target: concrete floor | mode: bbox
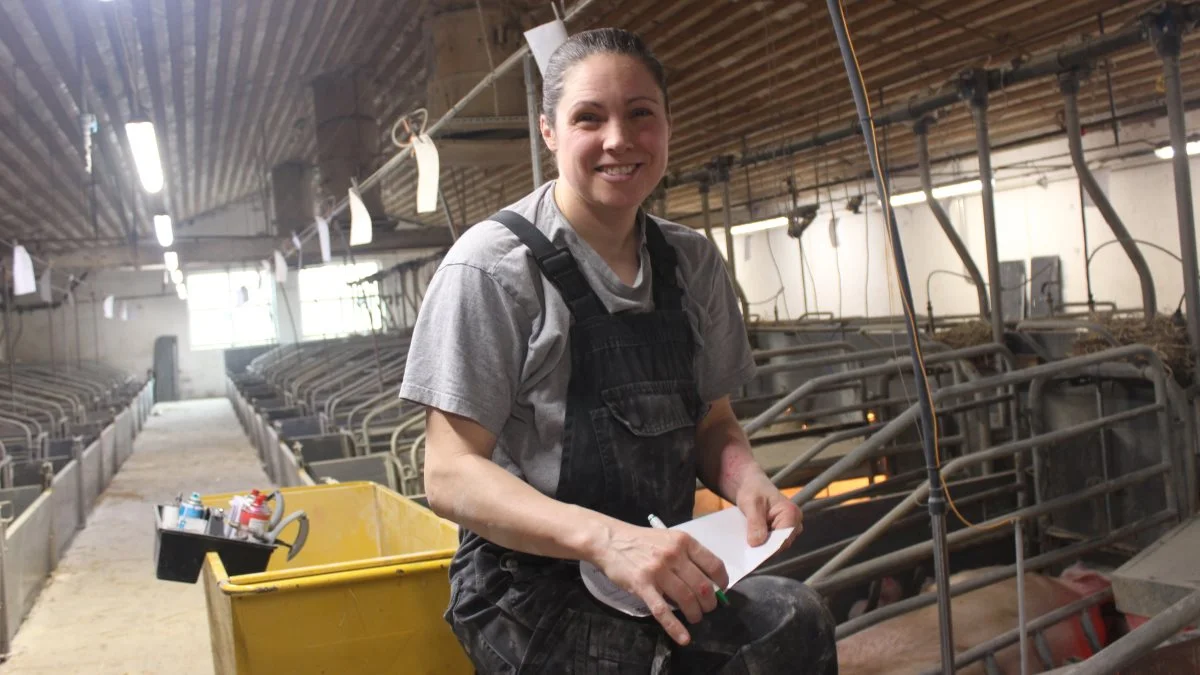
[1,399,273,674]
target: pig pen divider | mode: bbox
[746,346,1187,668]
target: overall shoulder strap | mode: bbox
[491,210,607,319]
[643,215,684,311]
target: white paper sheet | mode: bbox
[274,250,287,284]
[316,216,332,263]
[580,507,793,617]
[12,245,35,296]
[348,186,373,246]
[412,134,440,214]
[524,19,568,76]
[103,295,115,319]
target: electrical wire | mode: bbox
[827,0,993,536]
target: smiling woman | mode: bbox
[399,27,837,674]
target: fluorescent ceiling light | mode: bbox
[154,214,173,247]
[170,269,184,285]
[348,186,373,246]
[125,118,164,193]
[1154,141,1200,160]
[163,251,179,272]
[889,179,984,207]
[730,217,789,237]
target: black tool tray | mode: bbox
[153,504,275,583]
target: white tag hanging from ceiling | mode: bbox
[12,244,36,296]
[316,216,332,263]
[38,267,52,304]
[119,301,128,321]
[348,186,373,246]
[412,134,441,214]
[524,17,568,76]
[103,295,114,319]
[274,250,287,284]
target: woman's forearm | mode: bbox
[695,397,772,501]
[427,452,623,561]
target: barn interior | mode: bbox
[0,0,1199,672]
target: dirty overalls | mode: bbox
[446,210,838,675]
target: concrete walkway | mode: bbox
[1,399,273,674]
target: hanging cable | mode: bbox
[824,3,956,672]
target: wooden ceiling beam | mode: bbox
[165,0,191,221]
[189,0,211,224]
[208,0,263,215]
[215,0,305,227]
[202,0,238,212]
[2,1,126,239]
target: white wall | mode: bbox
[10,271,226,399]
[725,113,1200,322]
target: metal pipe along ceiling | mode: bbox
[1060,71,1157,319]
[914,118,990,319]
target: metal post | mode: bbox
[915,117,990,319]
[48,304,57,374]
[92,292,99,361]
[721,176,738,283]
[699,181,716,245]
[3,266,13,410]
[74,294,81,367]
[1015,518,1029,675]
[523,54,543,189]
[1061,71,1156,318]
[1154,10,1200,518]
[967,72,1005,346]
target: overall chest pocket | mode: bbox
[589,381,702,524]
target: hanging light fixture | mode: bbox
[348,185,373,246]
[153,214,174,247]
[170,268,184,285]
[176,283,188,300]
[163,251,179,271]
[889,179,985,207]
[1154,140,1200,160]
[124,116,164,193]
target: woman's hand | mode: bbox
[589,522,729,646]
[735,472,803,549]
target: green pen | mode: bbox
[647,513,730,606]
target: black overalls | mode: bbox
[445,210,839,675]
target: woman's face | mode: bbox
[542,53,670,216]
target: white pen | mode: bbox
[647,513,729,605]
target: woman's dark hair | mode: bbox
[541,28,669,125]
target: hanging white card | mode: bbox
[524,19,568,76]
[119,301,128,321]
[292,233,302,252]
[348,186,373,246]
[413,134,441,214]
[235,286,249,307]
[316,216,332,263]
[103,295,115,319]
[38,267,52,303]
[274,250,287,284]
[12,245,36,296]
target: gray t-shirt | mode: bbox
[399,180,756,498]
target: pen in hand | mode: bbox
[647,514,730,606]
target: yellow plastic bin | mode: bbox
[199,481,473,675]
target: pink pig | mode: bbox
[837,564,1112,675]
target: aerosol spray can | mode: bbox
[239,493,272,540]
[225,489,261,539]
[177,492,207,533]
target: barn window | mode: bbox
[297,262,383,339]
[186,269,278,350]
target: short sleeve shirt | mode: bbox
[398,180,756,498]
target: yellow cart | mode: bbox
[200,481,473,675]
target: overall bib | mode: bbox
[446,210,838,675]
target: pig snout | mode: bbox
[838,565,1113,675]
